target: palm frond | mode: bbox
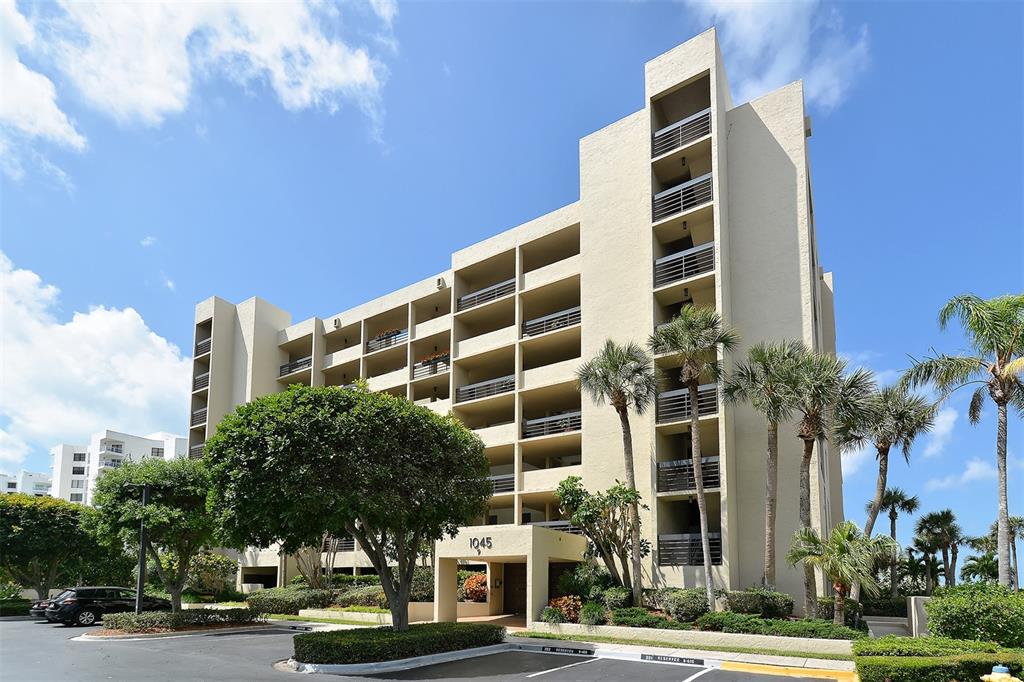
[968,386,986,425]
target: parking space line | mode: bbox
[679,668,715,682]
[526,657,597,677]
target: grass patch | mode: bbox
[269,614,375,627]
[294,622,506,664]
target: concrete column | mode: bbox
[434,558,458,622]
[526,555,549,626]
[487,562,505,616]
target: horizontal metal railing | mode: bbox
[327,537,356,552]
[653,173,713,222]
[99,459,122,468]
[657,457,721,492]
[522,411,582,439]
[190,408,207,427]
[488,474,515,494]
[656,384,719,423]
[280,356,312,377]
[457,278,515,312]
[412,356,451,379]
[654,243,714,287]
[189,444,205,459]
[529,520,584,535]
[652,108,712,157]
[195,338,211,356]
[658,532,723,566]
[193,373,210,391]
[456,374,515,402]
[522,306,581,337]
[366,329,408,353]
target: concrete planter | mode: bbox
[528,622,853,655]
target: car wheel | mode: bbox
[75,609,99,626]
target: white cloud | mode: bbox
[0,251,190,472]
[922,407,957,458]
[683,0,869,111]
[160,272,175,292]
[841,443,871,477]
[925,457,997,492]
[368,0,398,29]
[140,236,157,247]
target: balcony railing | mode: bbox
[366,329,408,353]
[189,444,205,459]
[457,278,515,312]
[522,411,582,439]
[656,384,719,423]
[99,459,123,469]
[456,374,515,403]
[653,173,713,222]
[488,474,515,494]
[412,355,451,379]
[190,408,208,427]
[529,520,584,535]
[195,338,211,356]
[327,537,356,552]
[654,243,714,287]
[658,532,722,566]
[657,457,721,492]
[193,373,210,391]
[280,356,312,377]
[522,306,581,338]
[652,107,712,157]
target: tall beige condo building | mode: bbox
[188,29,841,621]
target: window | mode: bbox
[73,452,86,462]
[151,447,164,458]
[70,493,83,502]
[5,482,15,489]
[71,480,84,489]
[72,467,85,475]
[109,444,123,453]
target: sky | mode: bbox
[1,1,1021,544]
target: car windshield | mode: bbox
[51,590,73,601]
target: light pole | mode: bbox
[124,483,151,614]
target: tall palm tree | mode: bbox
[903,293,1024,586]
[917,510,963,587]
[961,552,999,582]
[577,339,658,604]
[911,532,941,595]
[725,340,802,588]
[875,487,919,597]
[649,305,739,611]
[786,521,898,626]
[1010,516,1024,591]
[787,350,874,614]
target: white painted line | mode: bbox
[680,668,715,682]
[526,657,597,678]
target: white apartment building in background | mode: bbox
[0,470,52,497]
[51,430,187,505]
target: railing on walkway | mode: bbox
[657,457,721,492]
[654,243,714,287]
[521,306,581,337]
[652,108,712,157]
[653,173,713,222]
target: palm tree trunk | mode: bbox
[949,543,958,587]
[799,436,817,616]
[764,421,779,588]
[617,406,644,606]
[689,382,715,612]
[852,446,889,603]
[924,553,933,595]
[1012,536,1019,591]
[890,512,899,598]
[833,583,846,626]
[996,401,1011,586]
[940,546,950,586]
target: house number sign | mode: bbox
[469,537,493,554]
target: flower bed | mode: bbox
[100,608,264,634]
[853,635,1024,682]
[293,622,506,665]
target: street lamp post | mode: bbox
[124,483,151,614]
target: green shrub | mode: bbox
[540,606,565,624]
[334,606,389,614]
[293,622,506,665]
[855,653,1024,682]
[661,588,710,622]
[101,608,263,633]
[555,564,613,600]
[695,612,866,640]
[0,582,23,600]
[291,573,382,589]
[852,635,1001,657]
[0,598,30,616]
[724,588,794,619]
[333,585,388,609]
[246,587,334,615]
[609,607,690,630]
[409,567,433,602]
[579,602,606,626]
[815,596,863,627]
[601,586,630,610]
[861,597,907,617]
[186,551,238,595]
[926,582,1024,648]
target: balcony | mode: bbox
[280,357,312,377]
[522,306,581,338]
[656,385,718,423]
[99,459,123,469]
[456,375,515,403]
[195,338,211,356]
[192,373,210,391]
[412,354,450,380]
[190,408,207,427]
[522,411,582,439]
[654,243,714,288]
[652,107,712,158]
[657,457,720,492]
[658,532,722,566]
[457,279,515,312]
[528,520,584,535]
[189,444,205,458]
[488,474,515,494]
[366,329,408,353]
[653,173,713,222]
[328,537,356,552]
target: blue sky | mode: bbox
[1,1,1021,543]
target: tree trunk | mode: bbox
[1012,536,1019,591]
[799,436,817,616]
[852,445,889,604]
[617,406,643,606]
[764,421,779,588]
[689,382,716,612]
[940,546,950,586]
[924,553,933,595]
[889,512,899,598]
[996,401,1012,586]
[833,583,846,626]
[949,543,958,587]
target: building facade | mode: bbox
[51,430,187,505]
[187,30,842,618]
[0,470,52,497]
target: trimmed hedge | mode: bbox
[334,605,389,614]
[855,653,1024,682]
[246,587,334,615]
[293,622,506,664]
[926,582,1024,648]
[695,612,866,640]
[610,607,690,630]
[0,599,31,616]
[601,586,630,610]
[815,596,863,627]
[861,597,907,617]
[333,585,388,609]
[852,635,1001,657]
[724,588,794,619]
[102,608,264,633]
[661,588,710,622]
[579,602,606,626]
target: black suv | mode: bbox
[44,587,171,626]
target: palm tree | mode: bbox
[787,350,874,614]
[874,487,919,597]
[903,293,1024,586]
[917,510,963,587]
[961,552,999,582]
[786,521,898,626]
[1011,516,1024,591]
[577,339,658,604]
[725,340,802,588]
[649,305,739,611]
[911,532,941,595]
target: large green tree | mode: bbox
[916,510,963,587]
[90,457,216,611]
[205,384,491,631]
[903,293,1024,586]
[875,487,919,597]
[576,339,657,605]
[0,494,92,598]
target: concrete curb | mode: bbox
[74,624,277,641]
[0,615,39,621]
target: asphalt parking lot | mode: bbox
[0,618,834,682]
